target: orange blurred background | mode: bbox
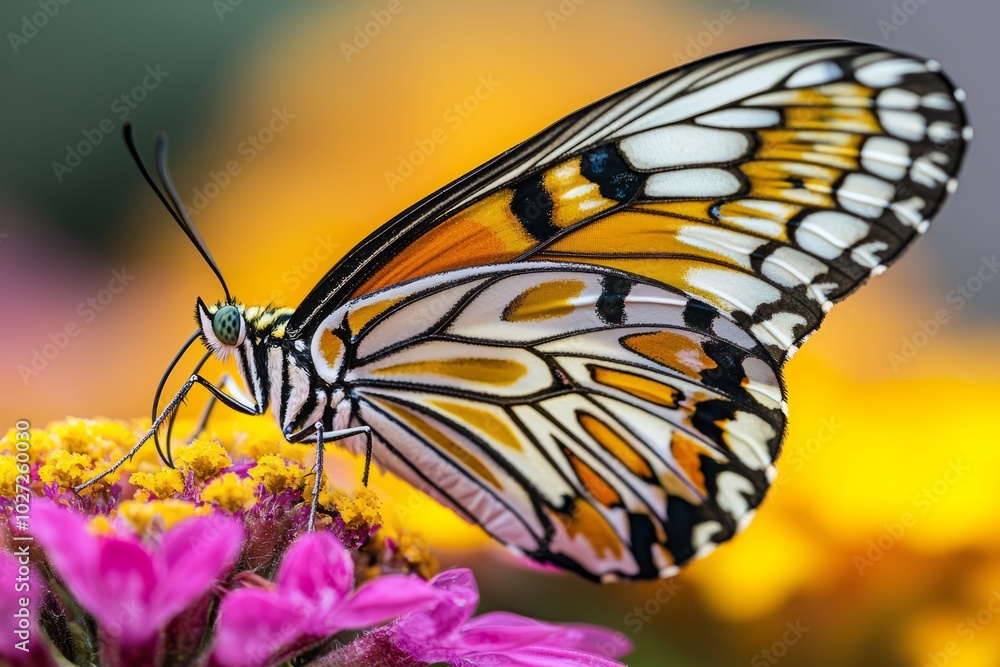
[2,1,998,665]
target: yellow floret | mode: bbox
[0,455,24,498]
[202,472,257,512]
[174,439,232,481]
[117,499,210,532]
[38,450,99,489]
[0,427,55,463]
[323,487,382,531]
[249,455,305,494]
[130,468,185,499]
[88,515,116,536]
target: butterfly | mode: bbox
[82,40,969,582]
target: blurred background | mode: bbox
[1,1,998,665]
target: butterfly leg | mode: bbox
[285,422,373,532]
[176,373,254,446]
[75,374,261,493]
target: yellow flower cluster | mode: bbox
[323,487,382,532]
[249,454,305,494]
[38,450,96,489]
[130,468,185,500]
[202,473,257,512]
[0,456,21,498]
[118,499,211,532]
[174,439,232,482]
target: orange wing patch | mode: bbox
[565,449,622,508]
[355,189,536,297]
[554,501,624,560]
[670,431,708,495]
[621,331,717,380]
[590,365,681,408]
[577,413,654,481]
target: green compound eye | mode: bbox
[212,305,243,346]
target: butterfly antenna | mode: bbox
[160,349,212,465]
[150,330,200,466]
[122,122,232,302]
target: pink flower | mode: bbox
[390,569,632,667]
[210,530,445,667]
[0,549,56,667]
[30,501,243,655]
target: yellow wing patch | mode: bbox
[383,401,502,490]
[371,358,528,385]
[429,399,523,451]
[502,279,587,322]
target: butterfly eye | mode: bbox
[212,305,245,346]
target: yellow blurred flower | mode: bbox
[117,499,210,532]
[0,455,21,498]
[202,472,257,512]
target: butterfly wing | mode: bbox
[311,263,784,581]
[289,39,968,580]
[287,38,969,365]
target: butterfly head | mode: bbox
[196,298,294,360]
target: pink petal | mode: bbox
[460,614,631,659]
[0,549,49,666]
[92,539,158,645]
[28,502,102,609]
[458,612,569,653]
[492,647,629,667]
[557,624,633,659]
[275,532,352,611]
[211,588,310,667]
[152,514,243,626]
[421,568,479,634]
[326,574,444,635]
[390,568,481,662]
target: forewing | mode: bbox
[288,39,969,365]
[312,264,784,581]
